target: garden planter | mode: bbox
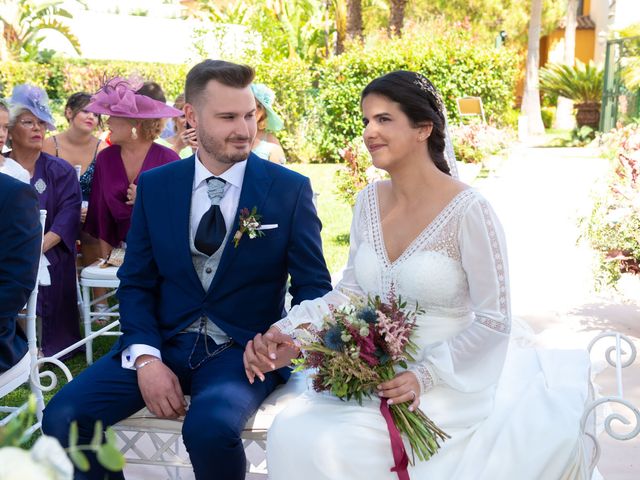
[575,102,600,129]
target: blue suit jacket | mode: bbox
[115,154,332,373]
[0,173,41,373]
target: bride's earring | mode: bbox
[131,127,138,140]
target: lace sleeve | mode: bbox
[274,190,367,334]
[409,196,511,395]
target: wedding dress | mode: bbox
[269,183,592,480]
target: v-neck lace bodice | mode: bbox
[370,184,473,266]
[359,184,479,314]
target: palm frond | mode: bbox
[539,61,604,104]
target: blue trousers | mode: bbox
[42,333,282,480]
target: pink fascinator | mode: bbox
[86,77,182,119]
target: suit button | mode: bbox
[205,267,212,274]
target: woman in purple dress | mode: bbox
[7,85,82,357]
[83,78,182,258]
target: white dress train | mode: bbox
[269,184,592,480]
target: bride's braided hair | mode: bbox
[361,71,451,176]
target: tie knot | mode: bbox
[206,177,226,205]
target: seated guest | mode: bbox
[0,101,29,183]
[83,78,181,259]
[0,172,41,373]
[156,94,197,158]
[250,83,286,164]
[43,92,107,217]
[7,84,82,357]
[43,93,108,315]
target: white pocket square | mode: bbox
[257,224,278,231]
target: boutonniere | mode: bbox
[233,207,265,247]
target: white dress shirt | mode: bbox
[121,153,247,369]
[0,157,30,184]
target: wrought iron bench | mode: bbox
[26,329,639,479]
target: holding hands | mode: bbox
[243,326,300,383]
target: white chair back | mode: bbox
[0,209,47,431]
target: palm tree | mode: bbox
[521,0,546,136]
[0,0,83,61]
[264,0,329,61]
[540,61,604,129]
[388,0,407,37]
[554,0,578,129]
[334,0,347,54]
[346,0,363,41]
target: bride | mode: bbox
[243,71,592,479]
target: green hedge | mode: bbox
[315,32,519,161]
[0,34,518,163]
[0,59,188,103]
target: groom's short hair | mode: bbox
[185,60,255,106]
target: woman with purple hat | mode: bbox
[7,84,83,357]
[83,77,181,259]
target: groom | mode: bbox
[42,60,332,480]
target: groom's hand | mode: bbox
[243,327,299,383]
[136,355,187,419]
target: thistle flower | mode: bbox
[324,325,345,351]
[357,306,378,324]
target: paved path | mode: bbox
[474,145,640,480]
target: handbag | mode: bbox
[101,247,125,268]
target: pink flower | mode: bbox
[376,311,414,361]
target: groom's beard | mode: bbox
[199,129,252,165]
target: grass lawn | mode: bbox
[1,163,352,417]
[289,163,352,275]
[541,128,574,147]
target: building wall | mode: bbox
[543,29,596,67]
[589,0,610,64]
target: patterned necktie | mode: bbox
[194,176,227,256]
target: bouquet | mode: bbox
[292,295,449,476]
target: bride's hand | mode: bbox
[377,371,421,411]
[243,327,299,383]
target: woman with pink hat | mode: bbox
[83,78,181,260]
[6,84,83,357]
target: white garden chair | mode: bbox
[78,261,121,365]
[0,210,47,435]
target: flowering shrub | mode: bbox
[449,123,514,164]
[335,137,387,206]
[580,123,640,287]
[0,397,124,479]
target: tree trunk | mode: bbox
[521,0,546,137]
[346,0,363,41]
[555,0,578,129]
[389,0,407,37]
[334,0,347,54]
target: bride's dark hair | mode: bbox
[361,71,450,176]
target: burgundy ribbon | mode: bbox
[380,398,410,480]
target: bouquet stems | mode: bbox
[379,365,450,463]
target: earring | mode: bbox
[131,127,138,140]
